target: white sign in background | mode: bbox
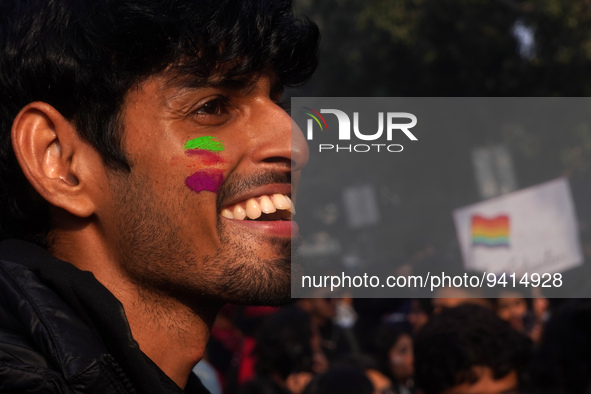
[453,177,583,274]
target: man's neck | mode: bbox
[116,285,219,388]
[49,227,220,388]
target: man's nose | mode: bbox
[249,99,309,173]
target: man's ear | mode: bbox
[11,102,100,218]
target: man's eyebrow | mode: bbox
[164,72,284,99]
[166,73,259,93]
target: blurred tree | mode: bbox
[527,0,591,96]
[296,0,591,97]
[294,0,591,176]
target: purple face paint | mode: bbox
[185,170,224,194]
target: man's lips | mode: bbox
[223,218,298,238]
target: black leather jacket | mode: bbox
[0,239,209,394]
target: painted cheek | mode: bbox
[185,170,224,194]
[184,136,224,151]
[185,149,226,165]
[182,136,227,194]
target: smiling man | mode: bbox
[0,0,318,392]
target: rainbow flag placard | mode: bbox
[453,178,583,274]
[471,214,510,247]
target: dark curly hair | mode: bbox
[414,304,532,394]
[0,0,319,241]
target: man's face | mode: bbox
[99,70,308,306]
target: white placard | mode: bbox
[453,178,583,274]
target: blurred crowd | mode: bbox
[192,293,591,394]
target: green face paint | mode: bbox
[183,136,224,152]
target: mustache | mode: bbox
[216,171,291,211]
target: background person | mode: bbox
[414,304,532,394]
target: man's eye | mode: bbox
[194,97,229,116]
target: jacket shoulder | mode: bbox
[0,258,132,394]
[0,263,74,393]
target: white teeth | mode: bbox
[221,193,293,221]
[260,195,276,214]
[284,195,296,215]
[221,208,234,219]
[233,205,246,220]
[272,194,290,210]
[245,198,262,219]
